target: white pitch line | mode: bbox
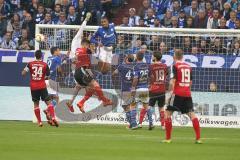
[20,130,224,141]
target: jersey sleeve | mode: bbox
[170,65,177,79]
[70,20,88,58]
[90,28,100,44]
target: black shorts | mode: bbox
[167,94,193,114]
[149,92,165,108]
[74,67,93,86]
[31,88,50,102]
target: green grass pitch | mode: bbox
[0,121,240,160]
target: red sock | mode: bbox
[192,118,201,140]
[165,118,172,140]
[160,111,165,126]
[94,84,108,101]
[80,89,94,104]
[47,104,56,120]
[34,107,41,123]
[139,108,146,124]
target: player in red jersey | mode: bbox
[139,51,168,129]
[163,49,201,144]
[22,50,58,127]
[66,13,112,113]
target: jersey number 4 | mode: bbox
[32,66,43,78]
[181,68,190,83]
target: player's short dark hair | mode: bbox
[81,38,90,45]
[101,16,109,21]
[136,51,144,61]
[50,46,59,55]
[35,50,43,59]
[153,51,162,61]
[126,54,134,62]
[174,48,183,60]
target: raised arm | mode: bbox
[22,64,29,76]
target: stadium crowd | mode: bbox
[0,0,239,55]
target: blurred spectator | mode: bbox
[210,38,227,54]
[237,4,240,19]
[151,0,167,20]
[116,35,129,50]
[75,0,87,25]
[199,38,209,54]
[213,0,224,12]
[226,11,237,29]
[198,0,206,10]
[138,0,150,18]
[138,18,147,27]
[0,13,7,37]
[231,40,240,56]
[194,9,208,28]
[67,5,77,24]
[235,19,240,29]
[209,82,217,92]
[59,0,70,14]
[85,0,102,25]
[218,17,228,29]
[51,4,61,24]
[0,0,11,19]
[207,9,220,29]
[34,3,45,24]
[162,10,172,27]
[153,17,164,28]
[184,0,198,18]
[144,8,155,27]
[7,13,22,32]
[28,0,38,16]
[128,8,140,27]
[223,2,232,20]
[178,9,186,28]
[169,16,178,28]
[40,12,54,24]
[227,0,238,11]
[148,35,159,51]
[185,16,194,28]
[101,0,112,19]
[22,12,35,39]
[191,45,199,54]
[18,40,34,50]
[120,15,129,27]
[18,29,34,47]
[205,1,213,18]
[171,0,181,17]
[56,12,67,24]
[1,31,16,49]
[159,41,168,54]
[183,37,192,54]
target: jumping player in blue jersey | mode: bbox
[131,52,153,130]
[90,16,117,74]
[112,54,136,129]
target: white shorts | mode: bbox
[135,88,149,104]
[121,91,134,105]
[45,80,58,95]
[97,46,113,64]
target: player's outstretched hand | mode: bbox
[86,12,92,21]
